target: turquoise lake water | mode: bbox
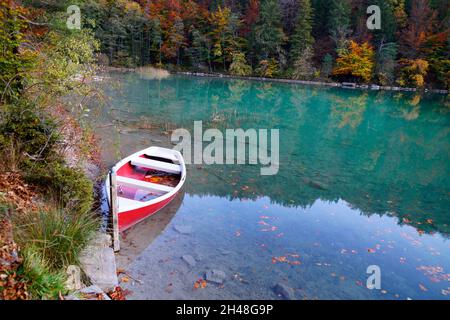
[94,72,449,300]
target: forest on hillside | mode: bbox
[20,0,449,89]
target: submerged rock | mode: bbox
[205,269,226,284]
[302,178,328,191]
[173,224,193,235]
[273,283,295,300]
[89,233,112,248]
[181,255,196,267]
[219,249,232,256]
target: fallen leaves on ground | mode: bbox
[0,218,29,300]
[0,172,38,214]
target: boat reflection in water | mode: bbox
[115,190,185,268]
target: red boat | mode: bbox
[106,147,186,231]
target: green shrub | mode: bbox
[25,162,94,215]
[0,101,60,170]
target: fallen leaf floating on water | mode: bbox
[261,226,278,232]
[272,256,288,264]
[272,255,301,265]
[416,265,449,283]
[419,284,428,292]
[193,278,207,290]
[121,276,130,283]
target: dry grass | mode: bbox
[137,66,170,80]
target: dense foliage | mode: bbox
[0,0,100,299]
[61,0,450,88]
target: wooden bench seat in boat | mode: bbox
[131,157,181,174]
[116,175,174,194]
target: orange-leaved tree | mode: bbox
[332,41,375,83]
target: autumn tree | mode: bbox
[421,31,450,89]
[0,2,36,102]
[229,52,252,76]
[241,0,259,36]
[332,41,375,83]
[255,58,280,78]
[399,0,437,59]
[397,58,429,87]
[209,6,243,70]
[165,16,185,64]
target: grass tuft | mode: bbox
[20,246,66,300]
[13,207,99,271]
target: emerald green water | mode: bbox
[95,73,449,300]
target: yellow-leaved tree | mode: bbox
[397,59,429,88]
[332,41,375,83]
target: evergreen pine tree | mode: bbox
[328,0,352,52]
[290,0,314,63]
[254,0,286,63]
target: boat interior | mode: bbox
[116,153,182,203]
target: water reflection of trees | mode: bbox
[104,73,450,237]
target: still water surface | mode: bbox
[92,72,449,299]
